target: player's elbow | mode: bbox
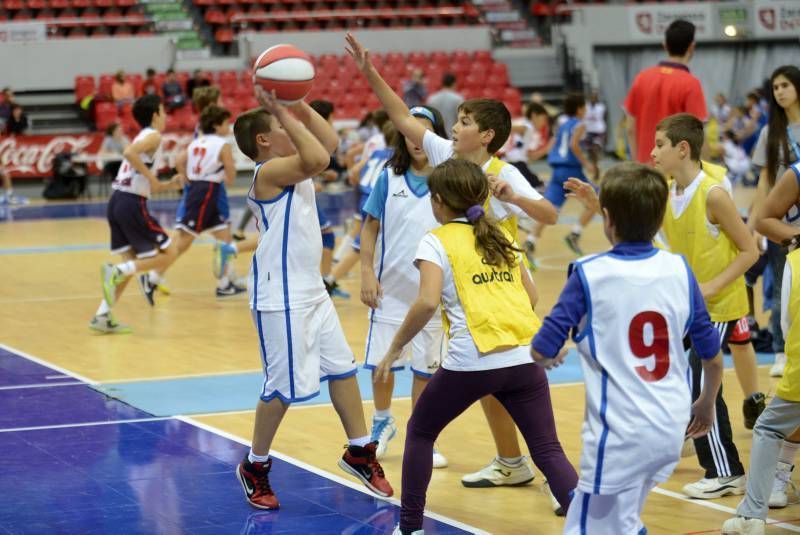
[302,155,330,177]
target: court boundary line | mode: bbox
[176,415,492,535]
[652,487,800,533]
[0,381,84,391]
[0,416,172,434]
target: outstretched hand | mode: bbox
[564,178,600,215]
[345,32,371,72]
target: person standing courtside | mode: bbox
[623,19,707,164]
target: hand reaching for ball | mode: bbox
[254,86,284,115]
[345,32,371,73]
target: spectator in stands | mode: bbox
[99,122,129,180]
[5,104,28,136]
[402,69,427,108]
[426,73,463,134]
[0,87,13,124]
[185,69,210,103]
[623,19,707,164]
[111,70,135,109]
[161,69,186,111]
[142,68,160,96]
[712,92,732,124]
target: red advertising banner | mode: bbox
[0,133,192,179]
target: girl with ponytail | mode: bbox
[375,158,577,535]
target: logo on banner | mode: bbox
[0,135,97,176]
[759,8,776,30]
[636,13,653,34]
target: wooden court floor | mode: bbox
[1,188,799,534]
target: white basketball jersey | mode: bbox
[112,127,162,198]
[573,249,693,495]
[247,167,327,312]
[186,134,227,183]
[372,169,440,325]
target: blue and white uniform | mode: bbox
[361,167,444,377]
[545,116,588,208]
[107,127,170,256]
[175,134,230,235]
[247,166,357,403]
[532,242,720,535]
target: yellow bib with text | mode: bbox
[432,222,540,354]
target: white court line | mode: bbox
[652,487,800,533]
[176,415,492,535]
[100,368,263,384]
[45,374,71,380]
[0,416,172,434]
[0,382,84,391]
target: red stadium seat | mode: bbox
[97,74,114,98]
[74,75,95,102]
[94,101,117,130]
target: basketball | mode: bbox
[252,44,315,104]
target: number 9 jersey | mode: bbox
[571,248,703,495]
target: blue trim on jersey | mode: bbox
[251,255,259,311]
[404,170,430,198]
[792,163,800,185]
[248,186,291,205]
[605,247,659,261]
[255,311,269,395]
[363,362,406,372]
[593,369,610,494]
[260,389,321,404]
[638,527,647,535]
[364,314,377,365]
[572,263,594,346]
[580,492,590,535]
[282,186,296,399]
[410,367,434,379]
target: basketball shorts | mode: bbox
[107,190,171,257]
[544,165,589,209]
[363,319,445,378]
[728,317,751,345]
[564,483,654,535]
[252,297,357,403]
[316,203,332,232]
[175,180,230,236]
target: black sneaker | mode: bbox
[137,274,155,306]
[216,281,246,298]
[563,232,583,256]
[232,230,246,242]
[743,392,766,430]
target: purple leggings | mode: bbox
[400,363,578,531]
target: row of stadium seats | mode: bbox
[80,50,521,132]
[1,0,136,9]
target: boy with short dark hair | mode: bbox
[232,87,393,510]
[533,161,724,534]
[654,112,761,499]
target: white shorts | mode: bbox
[252,298,357,403]
[363,318,445,378]
[564,483,655,535]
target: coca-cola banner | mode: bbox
[0,133,195,179]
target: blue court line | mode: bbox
[92,350,777,417]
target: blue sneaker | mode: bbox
[213,241,237,279]
[370,416,397,460]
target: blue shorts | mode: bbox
[316,203,332,232]
[108,190,171,257]
[544,166,589,209]
[175,180,230,236]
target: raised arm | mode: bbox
[288,101,339,155]
[345,32,427,149]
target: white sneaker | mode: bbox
[683,475,746,499]
[392,526,424,535]
[721,516,765,535]
[769,461,795,508]
[461,457,535,488]
[432,445,448,469]
[543,481,565,516]
[771,353,787,377]
[370,416,397,460]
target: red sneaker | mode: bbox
[237,457,280,509]
[338,441,394,497]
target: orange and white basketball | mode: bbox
[252,44,315,104]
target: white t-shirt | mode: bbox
[421,130,543,222]
[415,227,532,372]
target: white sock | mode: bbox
[571,224,582,235]
[779,441,800,466]
[498,455,524,466]
[323,274,335,285]
[374,409,391,420]
[95,299,111,316]
[349,436,371,447]
[334,235,354,262]
[248,450,269,464]
[116,260,136,276]
[148,270,162,284]
[218,274,230,289]
[230,242,238,255]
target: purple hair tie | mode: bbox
[466,205,485,223]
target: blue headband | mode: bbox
[410,106,437,126]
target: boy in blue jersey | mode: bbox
[528,93,597,260]
[533,162,723,535]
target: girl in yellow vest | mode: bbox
[653,113,760,500]
[722,241,800,534]
[374,159,578,535]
